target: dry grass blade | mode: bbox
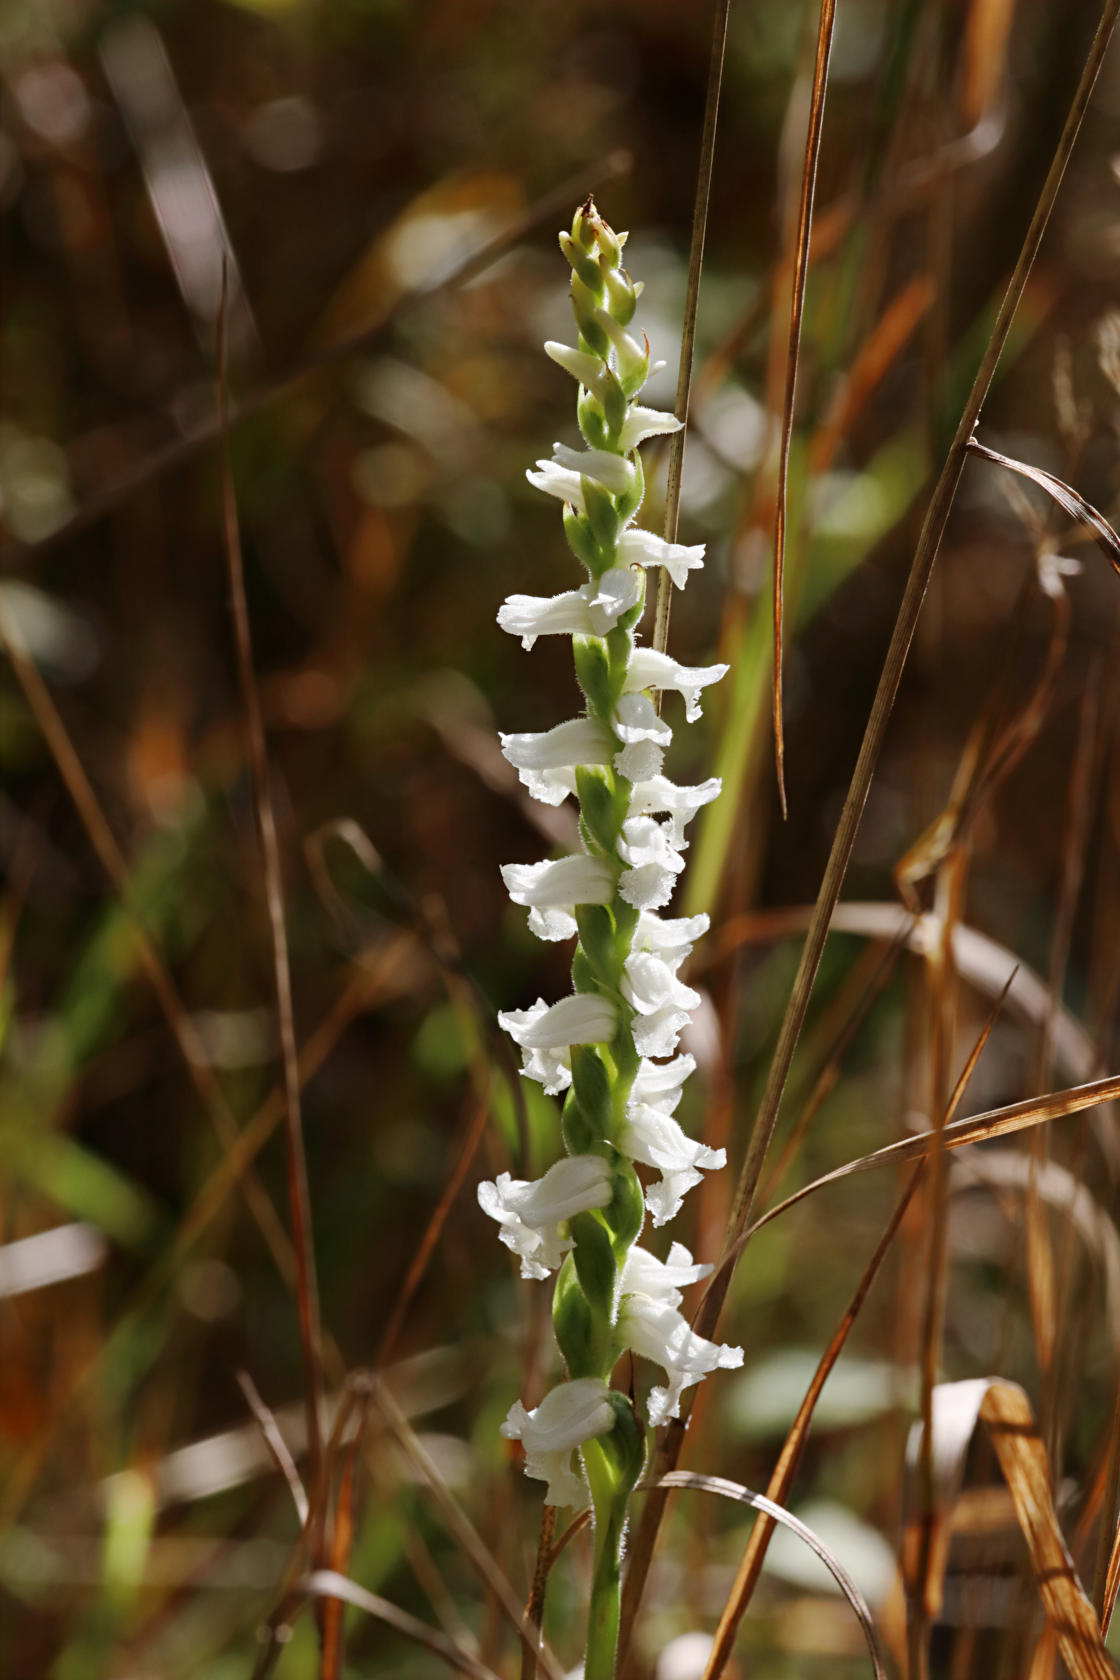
[966,436,1120,572]
[652,0,731,672]
[236,1369,309,1528]
[369,1376,567,1680]
[297,1569,500,1680]
[650,1472,890,1678]
[721,1071,1120,1268]
[216,266,326,1509]
[771,0,836,817]
[906,1381,1119,1679]
[520,1505,557,1680]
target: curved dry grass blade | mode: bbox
[649,1472,889,1679]
[771,0,836,817]
[967,437,1120,572]
[216,267,325,1509]
[652,0,731,672]
[295,1569,500,1680]
[236,1369,309,1528]
[703,1168,923,1679]
[905,1381,1119,1679]
[321,1386,375,1680]
[369,1377,566,1680]
[718,1072,1120,1271]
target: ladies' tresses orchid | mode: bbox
[483,199,739,1680]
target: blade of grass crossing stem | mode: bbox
[617,6,1120,1655]
[771,0,836,817]
[703,974,1010,1678]
[298,1571,500,1680]
[216,267,325,1522]
[652,0,730,673]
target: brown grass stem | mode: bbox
[216,269,326,1526]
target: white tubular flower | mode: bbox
[479,1155,613,1279]
[618,528,706,590]
[551,442,637,499]
[618,1245,744,1427]
[625,648,729,724]
[500,718,614,806]
[585,567,642,634]
[618,405,684,452]
[631,1052,696,1111]
[613,692,672,783]
[624,949,701,1019]
[499,993,618,1092]
[633,909,710,969]
[622,1103,726,1227]
[498,590,594,650]
[628,774,721,848]
[526,459,588,511]
[501,854,615,943]
[500,1376,615,1507]
[618,816,685,911]
[621,1240,712,1303]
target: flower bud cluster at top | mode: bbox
[479,200,742,1522]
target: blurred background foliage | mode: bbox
[5,0,1120,1675]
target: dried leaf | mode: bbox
[967,436,1120,573]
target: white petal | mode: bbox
[478,1156,612,1280]
[631,1005,691,1059]
[583,567,642,635]
[631,1053,696,1109]
[618,405,683,452]
[614,692,673,748]
[618,817,685,912]
[633,910,710,970]
[621,1241,712,1304]
[527,460,586,511]
[623,950,701,1018]
[625,648,729,723]
[628,775,721,847]
[551,442,636,499]
[618,1293,743,1427]
[502,855,615,944]
[498,590,594,650]
[618,528,706,590]
[615,739,665,785]
[501,718,614,806]
[500,1377,614,1507]
[500,992,617,1050]
[622,1108,725,1227]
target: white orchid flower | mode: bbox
[613,691,672,783]
[478,1155,613,1279]
[500,1376,615,1507]
[618,815,686,911]
[550,442,637,499]
[622,1103,726,1227]
[500,717,614,806]
[498,589,596,650]
[618,405,683,452]
[501,854,615,942]
[584,567,643,634]
[618,1244,743,1426]
[498,993,618,1092]
[625,647,729,724]
[617,528,706,589]
[627,774,721,847]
